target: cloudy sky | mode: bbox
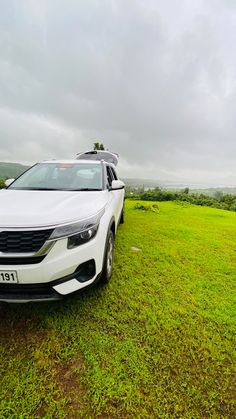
[0,0,236,185]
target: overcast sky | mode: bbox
[0,0,236,185]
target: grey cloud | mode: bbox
[0,0,235,185]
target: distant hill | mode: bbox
[0,162,29,179]
[123,178,236,194]
[122,178,161,188]
[189,187,236,196]
[122,178,182,188]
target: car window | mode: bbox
[110,167,118,180]
[106,166,113,188]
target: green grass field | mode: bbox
[0,201,235,418]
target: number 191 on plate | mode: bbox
[0,271,18,283]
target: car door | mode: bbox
[106,165,124,225]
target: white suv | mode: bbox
[0,151,125,302]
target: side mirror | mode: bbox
[111,180,125,190]
[5,179,15,187]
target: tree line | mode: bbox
[125,187,236,212]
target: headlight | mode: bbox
[67,224,98,249]
[49,209,105,240]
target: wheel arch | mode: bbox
[109,217,116,237]
[99,216,116,284]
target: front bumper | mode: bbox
[0,259,100,302]
[0,224,108,302]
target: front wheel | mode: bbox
[120,203,125,224]
[100,230,114,284]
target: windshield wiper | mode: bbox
[32,188,59,190]
[10,187,59,191]
[10,187,102,191]
[72,188,102,191]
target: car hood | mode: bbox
[0,190,108,228]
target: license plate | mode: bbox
[0,271,18,283]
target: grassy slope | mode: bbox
[0,201,235,418]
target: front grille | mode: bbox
[0,229,53,253]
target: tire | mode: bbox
[100,229,114,284]
[120,204,125,224]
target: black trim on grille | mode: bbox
[0,280,61,300]
[0,289,60,301]
[0,229,53,253]
[0,282,53,293]
[0,256,45,265]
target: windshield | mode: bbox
[8,162,103,191]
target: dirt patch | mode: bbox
[54,357,88,414]
[0,312,45,346]
[34,406,46,419]
[55,358,85,393]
